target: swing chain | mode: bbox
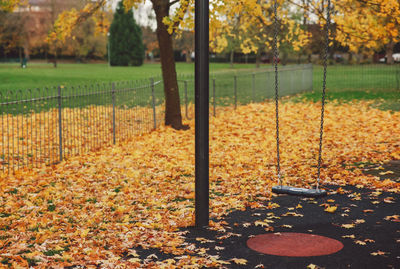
[316,0,332,189]
[273,0,281,185]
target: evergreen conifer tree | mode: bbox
[109,1,144,66]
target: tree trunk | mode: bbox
[230,50,234,68]
[23,43,30,60]
[255,49,261,68]
[53,46,58,68]
[386,41,394,65]
[186,51,192,63]
[152,0,187,130]
[18,47,22,65]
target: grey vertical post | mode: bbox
[57,86,63,162]
[112,82,116,144]
[195,0,209,228]
[234,75,237,109]
[213,78,216,117]
[150,78,157,130]
[310,64,314,91]
[184,80,189,119]
[252,73,255,102]
[107,32,111,68]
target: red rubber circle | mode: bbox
[247,232,343,257]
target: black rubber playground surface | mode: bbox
[127,162,399,268]
[185,184,399,268]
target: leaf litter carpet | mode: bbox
[0,101,399,268]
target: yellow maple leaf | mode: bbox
[324,206,337,213]
[80,228,90,238]
[371,251,388,256]
[128,258,141,263]
[379,171,394,175]
[342,234,355,239]
[231,258,247,265]
[341,224,355,229]
[255,220,270,227]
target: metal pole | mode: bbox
[57,86,63,162]
[234,75,237,109]
[151,78,157,130]
[252,73,255,102]
[107,32,111,68]
[112,82,116,144]
[213,78,216,117]
[195,0,209,228]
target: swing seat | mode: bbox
[272,185,327,198]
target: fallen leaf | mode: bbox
[324,206,337,213]
[255,220,271,227]
[282,212,304,217]
[127,249,140,257]
[342,234,355,239]
[128,258,141,263]
[383,197,395,203]
[379,171,394,175]
[341,224,355,229]
[355,240,366,245]
[230,258,247,265]
[355,219,365,224]
[371,251,388,256]
[196,237,215,243]
[384,215,399,222]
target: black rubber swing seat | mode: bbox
[272,185,327,198]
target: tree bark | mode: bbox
[386,41,394,65]
[18,47,22,65]
[23,43,30,60]
[152,0,187,130]
[230,50,234,68]
[255,49,261,68]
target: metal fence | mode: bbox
[0,64,313,173]
[313,64,400,91]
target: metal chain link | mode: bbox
[316,0,332,189]
[273,0,281,185]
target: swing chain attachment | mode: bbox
[277,172,282,186]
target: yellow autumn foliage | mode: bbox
[0,100,399,267]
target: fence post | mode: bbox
[112,82,116,144]
[234,75,237,109]
[310,64,314,91]
[252,73,255,102]
[57,86,63,162]
[184,80,189,119]
[150,78,157,130]
[213,78,216,117]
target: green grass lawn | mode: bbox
[1,62,399,112]
[304,64,400,111]
[0,62,264,91]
